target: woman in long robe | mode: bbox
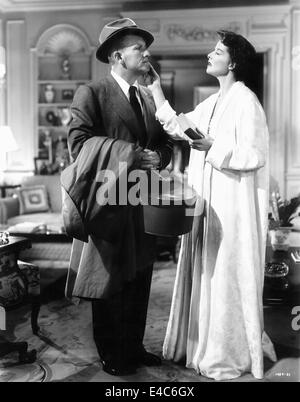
[148,31,277,380]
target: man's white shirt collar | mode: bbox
[111,70,139,101]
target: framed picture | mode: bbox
[61,89,74,101]
[34,157,49,175]
[45,110,60,126]
[193,86,219,107]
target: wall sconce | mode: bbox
[0,46,6,82]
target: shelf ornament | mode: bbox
[60,56,71,80]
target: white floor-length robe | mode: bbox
[156,81,277,381]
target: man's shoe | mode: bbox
[101,360,137,376]
[138,351,162,367]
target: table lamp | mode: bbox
[0,125,18,185]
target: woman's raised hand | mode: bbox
[145,64,166,110]
[144,64,161,90]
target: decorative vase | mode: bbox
[44,84,55,103]
[269,227,292,251]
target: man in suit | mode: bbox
[67,18,173,376]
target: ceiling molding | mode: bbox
[0,0,128,12]
[0,0,294,13]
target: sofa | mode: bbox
[0,175,63,229]
[0,175,71,290]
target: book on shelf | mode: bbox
[176,113,205,140]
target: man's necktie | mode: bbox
[129,86,147,146]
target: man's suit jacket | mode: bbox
[66,75,173,298]
[68,75,172,165]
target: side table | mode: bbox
[0,236,40,363]
[264,244,300,305]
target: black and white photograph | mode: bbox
[33,156,49,175]
[0,0,299,386]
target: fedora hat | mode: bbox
[96,18,154,63]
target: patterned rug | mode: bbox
[0,259,299,382]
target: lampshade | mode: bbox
[0,126,18,152]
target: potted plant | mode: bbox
[269,192,300,250]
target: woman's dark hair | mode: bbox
[217,30,256,82]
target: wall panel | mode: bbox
[6,20,33,171]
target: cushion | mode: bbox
[22,175,62,212]
[18,185,50,214]
[7,212,63,230]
